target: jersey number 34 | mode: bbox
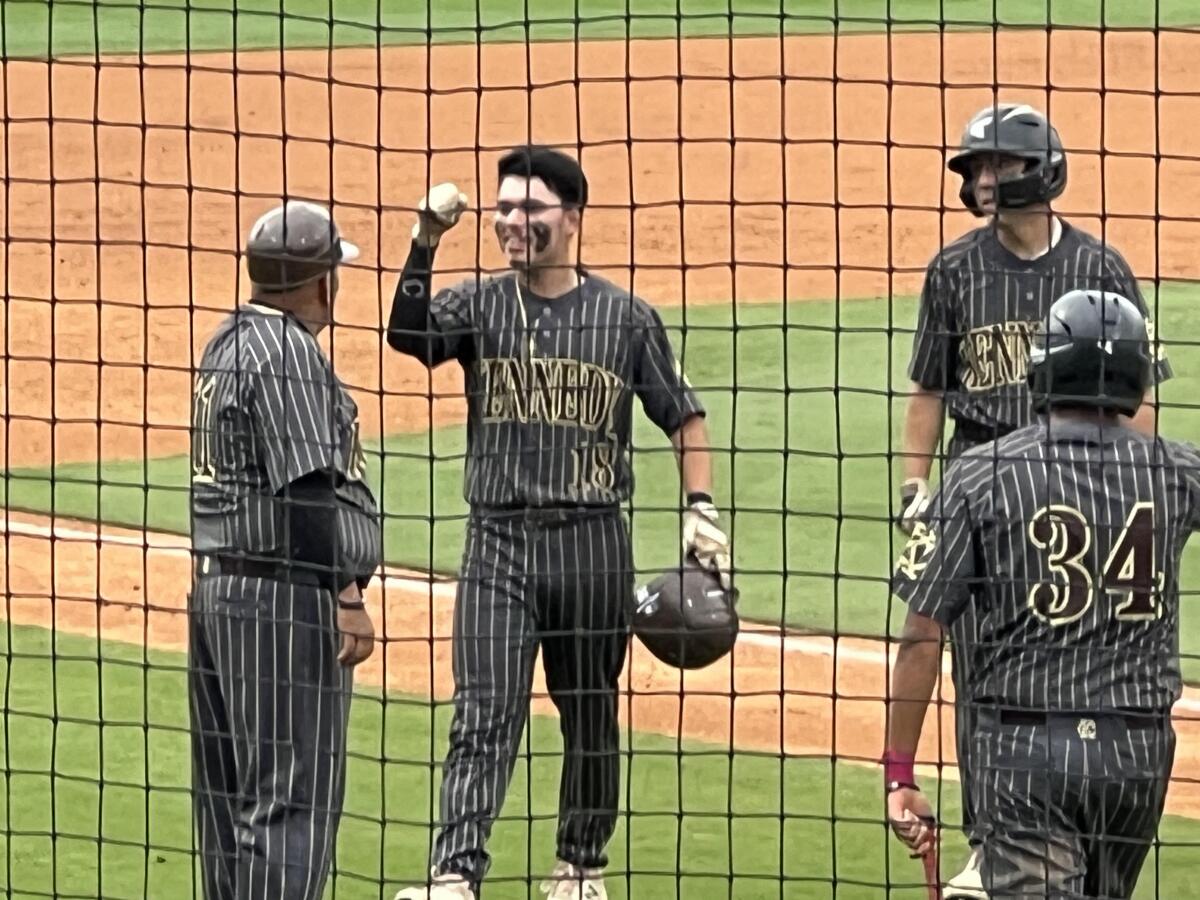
[1028,503,1163,627]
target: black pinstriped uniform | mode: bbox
[189,302,381,899]
[892,419,1199,897]
[907,219,1173,839]
[389,259,703,885]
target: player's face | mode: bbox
[494,175,579,270]
[969,153,1027,214]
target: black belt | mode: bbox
[471,504,620,524]
[991,707,1166,730]
[953,419,1014,446]
[194,552,323,588]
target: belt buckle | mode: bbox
[1077,718,1097,740]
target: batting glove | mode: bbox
[897,477,931,535]
[413,182,469,248]
[683,501,732,591]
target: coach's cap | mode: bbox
[245,200,360,292]
[497,145,589,209]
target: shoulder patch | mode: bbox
[895,522,938,580]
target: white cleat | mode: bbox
[539,859,607,900]
[393,869,476,900]
[944,848,989,899]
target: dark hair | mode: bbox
[497,145,589,209]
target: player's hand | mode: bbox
[413,182,469,248]
[887,786,937,858]
[683,502,732,591]
[336,583,375,667]
[897,477,931,535]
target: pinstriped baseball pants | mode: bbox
[973,708,1174,899]
[433,509,632,885]
[188,575,352,900]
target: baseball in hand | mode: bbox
[413,182,469,246]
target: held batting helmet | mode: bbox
[948,103,1067,215]
[245,200,360,292]
[1027,289,1152,417]
[631,556,739,670]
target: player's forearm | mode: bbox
[885,613,942,759]
[672,414,713,498]
[902,385,945,482]
[386,241,446,364]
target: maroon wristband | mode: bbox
[882,750,916,786]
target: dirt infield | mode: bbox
[4,508,1200,821]
[3,25,1200,829]
[2,28,1200,468]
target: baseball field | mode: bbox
[3,1,1200,897]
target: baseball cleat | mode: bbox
[944,848,988,899]
[539,859,607,900]
[393,869,476,900]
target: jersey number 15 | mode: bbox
[1028,502,1163,627]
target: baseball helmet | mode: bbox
[245,200,360,292]
[1027,289,1152,417]
[948,103,1067,215]
[631,556,739,670]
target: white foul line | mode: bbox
[4,513,1200,713]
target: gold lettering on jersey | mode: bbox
[1145,318,1166,364]
[478,356,624,436]
[896,522,938,580]
[347,420,367,483]
[959,320,1040,392]
[191,374,218,484]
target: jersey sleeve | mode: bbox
[428,278,479,363]
[907,262,959,392]
[250,321,341,493]
[1168,440,1200,533]
[1103,249,1173,384]
[890,467,977,626]
[633,302,705,436]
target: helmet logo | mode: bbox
[968,103,1040,138]
[635,587,660,615]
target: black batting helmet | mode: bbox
[631,556,739,670]
[245,200,359,292]
[1027,289,1152,417]
[948,103,1067,215]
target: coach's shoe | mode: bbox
[539,859,607,900]
[944,848,988,899]
[393,869,476,900]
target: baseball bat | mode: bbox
[921,848,941,900]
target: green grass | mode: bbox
[2,0,1197,60]
[9,284,1200,644]
[2,622,1199,899]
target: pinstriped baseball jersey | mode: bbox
[892,419,1200,713]
[429,273,703,507]
[909,221,1173,433]
[190,302,380,578]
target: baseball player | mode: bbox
[886,289,1192,899]
[897,102,1173,896]
[189,200,381,899]
[385,145,730,900]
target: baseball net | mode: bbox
[1,1,1198,897]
